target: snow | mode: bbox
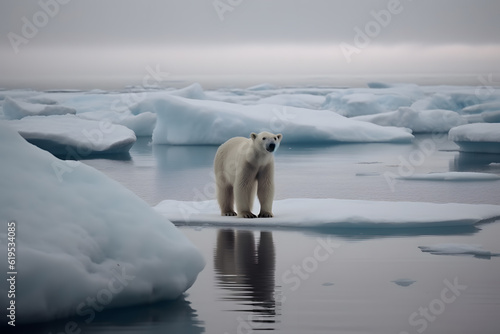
[353,107,466,133]
[449,123,500,153]
[154,198,500,229]
[419,244,500,258]
[3,97,76,120]
[0,123,205,324]
[140,95,414,145]
[397,172,500,181]
[6,115,137,155]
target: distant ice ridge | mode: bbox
[138,95,414,145]
[154,198,500,228]
[0,123,205,324]
[419,244,500,259]
[6,115,137,155]
[353,107,466,133]
[3,96,76,119]
[449,123,500,154]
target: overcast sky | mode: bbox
[1,0,499,88]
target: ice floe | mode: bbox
[397,172,500,181]
[6,115,137,155]
[0,123,205,324]
[449,123,500,153]
[392,278,416,287]
[419,244,500,259]
[154,198,500,229]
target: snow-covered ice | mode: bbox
[353,107,466,133]
[397,172,500,181]
[154,198,500,229]
[449,123,500,153]
[6,115,137,155]
[78,110,157,137]
[419,244,500,258]
[3,97,76,120]
[256,94,325,109]
[140,95,414,145]
[0,123,205,324]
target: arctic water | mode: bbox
[22,133,500,334]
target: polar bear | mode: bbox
[214,132,282,218]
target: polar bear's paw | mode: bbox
[240,211,257,218]
[223,211,237,216]
[258,211,274,218]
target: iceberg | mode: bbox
[137,95,414,145]
[7,115,137,155]
[3,96,76,120]
[419,244,500,259]
[353,107,466,133]
[0,123,205,324]
[154,198,500,229]
[449,123,500,153]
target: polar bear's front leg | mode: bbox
[257,164,275,218]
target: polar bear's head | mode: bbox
[250,132,283,153]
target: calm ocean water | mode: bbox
[20,134,500,334]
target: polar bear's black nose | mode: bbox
[267,143,276,152]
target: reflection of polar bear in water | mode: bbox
[214,132,282,218]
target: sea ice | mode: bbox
[7,115,137,155]
[3,97,76,120]
[419,244,500,258]
[256,93,325,109]
[154,198,500,229]
[136,95,414,145]
[449,123,500,153]
[0,123,205,324]
[353,107,466,133]
[397,172,500,181]
[78,110,157,136]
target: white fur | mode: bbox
[214,131,282,218]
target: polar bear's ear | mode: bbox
[251,133,258,141]
[277,134,282,141]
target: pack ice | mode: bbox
[0,123,205,324]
